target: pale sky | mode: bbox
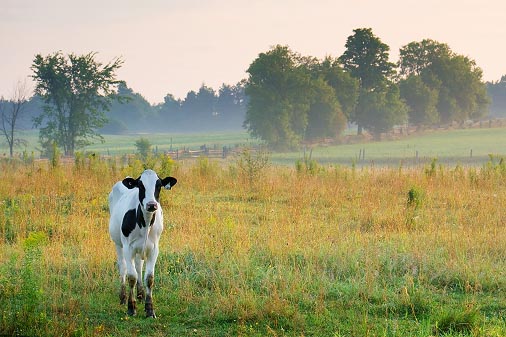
[1,0,505,104]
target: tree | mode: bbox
[399,75,439,126]
[398,39,451,77]
[0,80,30,157]
[357,85,407,139]
[487,75,506,116]
[245,45,313,150]
[305,77,346,140]
[181,84,217,126]
[399,39,489,124]
[31,51,123,156]
[105,81,152,133]
[135,137,152,159]
[339,28,405,135]
[339,28,396,91]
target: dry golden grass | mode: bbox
[1,157,506,336]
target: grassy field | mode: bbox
[1,153,506,336]
[272,127,506,167]
[3,127,506,167]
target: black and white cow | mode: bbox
[109,169,177,317]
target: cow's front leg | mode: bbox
[144,246,159,318]
[135,255,145,301]
[125,250,138,316]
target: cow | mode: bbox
[108,169,177,318]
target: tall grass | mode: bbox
[1,156,506,336]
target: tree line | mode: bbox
[245,28,491,149]
[1,27,506,156]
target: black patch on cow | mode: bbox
[154,179,162,201]
[122,206,156,238]
[121,208,137,237]
[138,180,146,205]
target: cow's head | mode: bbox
[122,169,177,213]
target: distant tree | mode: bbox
[135,137,152,159]
[214,82,247,130]
[398,39,451,77]
[399,75,439,126]
[312,56,359,121]
[357,85,408,139]
[105,81,151,133]
[0,80,31,157]
[487,75,506,116]
[245,45,313,150]
[181,84,217,125]
[153,93,182,130]
[399,39,489,124]
[305,77,346,140]
[339,28,405,135]
[339,28,396,91]
[31,51,123,156]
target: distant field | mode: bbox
[2,127,506,166]
[273,127,506,167]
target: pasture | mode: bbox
[3,127,506,167]
[1,151,506,337]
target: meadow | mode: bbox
[3,127,506,167]
[1,148,506,337]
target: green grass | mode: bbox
[0,130,258,157]
[4,127,506,167]
[272,127,506,166]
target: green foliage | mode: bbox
[339,28,405,136]
[339,27,396,91]
[134,137,152,159]
[295,149,320,175]
[0,232,48,336]
[433,306,481,335]
[400,75,439,126]
[245,45,349,150]
[50,141,60,168]
[407,186,424,210]
[399,39,490,126]
[235,147,270,191]
[31,51,123,156]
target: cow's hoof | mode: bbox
[127,308,137,316]
[146,311,156,318]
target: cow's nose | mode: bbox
[146,201,158,212]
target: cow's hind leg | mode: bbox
[115,245,127,305]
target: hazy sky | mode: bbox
[1,0,505,104]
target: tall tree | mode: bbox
[31,51,123,156]
[339,28,405,135]
[245,45,313,150]
[0,80,30,157]
[312,56,359,121]
[339,28,396,91]
[399,75,439,126]
[399,39,489,124]
[305,77,346,140]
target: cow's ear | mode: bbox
[161,177,177,190]
[122,177,138,189]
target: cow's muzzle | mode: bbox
[146,201,158,212]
